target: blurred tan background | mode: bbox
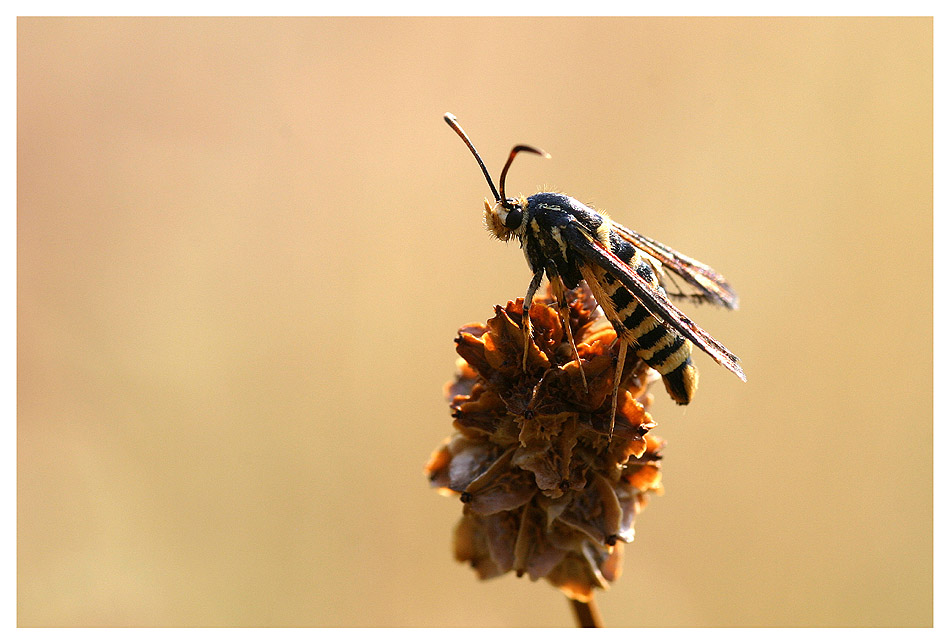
[17,17,931,627]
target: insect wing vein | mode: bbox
[560,223,746,382]
[610,221,739,310]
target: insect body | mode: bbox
[444,113,745,434]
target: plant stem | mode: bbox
[570,598,603,627]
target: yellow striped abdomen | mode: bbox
[581,262,698,405]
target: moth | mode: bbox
[444,113,746,435]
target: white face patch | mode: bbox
[491,201,509,224]
[484,199,513,241]
[485,196,530,241]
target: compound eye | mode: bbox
[504,206,523,229]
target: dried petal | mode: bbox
[428,283,665,600]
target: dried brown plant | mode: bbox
[426,284,665,625]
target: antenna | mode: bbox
[498,144,549,202]
[443,113,500,202]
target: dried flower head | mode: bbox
[426,283,665,603]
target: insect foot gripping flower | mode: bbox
[425,283,665,608]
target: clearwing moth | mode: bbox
[444,113,745,436]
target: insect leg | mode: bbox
[609,338,628,440]
[522,268,545,370]
[546,263,589,392]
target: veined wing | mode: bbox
[611,221,739,310]
[561,223,746,382]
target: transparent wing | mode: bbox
[562,223,746,382]
[611,221,739,310]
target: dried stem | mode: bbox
[569,598,603,627]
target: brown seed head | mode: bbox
[425,283,665,602]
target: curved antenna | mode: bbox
[499,144,550,202]
[444,113,500,201]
